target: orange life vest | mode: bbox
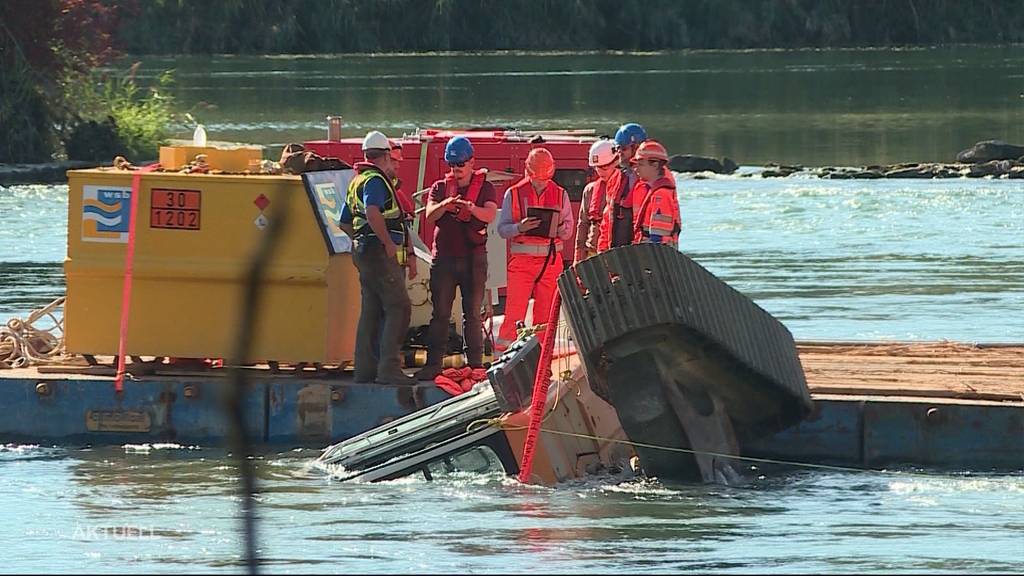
[509,177,566,254]
[585,178,607,224]
[632,173,680,245]
[580,178,607,257]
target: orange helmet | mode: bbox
[631,140,669,163]
[525,147,556,180]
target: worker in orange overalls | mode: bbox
[574,138,619,264]
[495,147,574,351]
[596,122,647,252]
[630,140,680,246]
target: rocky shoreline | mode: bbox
[674,140,1024,180]
[4,141,1023,185]
[752,159,1024,180]
[0,161,100,186]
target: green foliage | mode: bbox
[0,0,128,163]
[0,42,55,163]
[61,66,177,161]
[113,0,1024,54]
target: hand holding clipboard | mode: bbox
[523,206,560,238]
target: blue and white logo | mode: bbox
[82,185,132,243]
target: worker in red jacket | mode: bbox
[596,122,647,252]
[494,148,574,351]
[630,140,680,246]
[574,138,619,264]
[414,136,498,380]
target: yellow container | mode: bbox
[158,145,263,172]
[65,168,358,363]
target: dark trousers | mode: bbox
[611,206,634,248]
[426,251,487,367]
[352,239,411,381]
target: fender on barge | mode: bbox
[559,243,814,483]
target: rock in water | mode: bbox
[956,140,1024,163]
[669,154,736,174]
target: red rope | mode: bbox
[517,288,561,484]
[114,164,159,393]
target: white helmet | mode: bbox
[588,139,617,167]
[362,130,391,151]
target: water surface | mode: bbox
[128,46,1024,166]
[2,445,1021,574]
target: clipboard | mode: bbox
[525,206,560,239]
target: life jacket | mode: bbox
[578,178,607,259]
[394,181,414,217]
[441,168,489,246]
[632,173,680,245]
[346,162,405,240]
[597,167,636,251]
[585,178,607,225]
[508,176,565,256]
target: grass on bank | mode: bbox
[59,64,178,163]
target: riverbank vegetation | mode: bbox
[116,0,1024,54]
[3,0,1021,164]
[1,0,176,163]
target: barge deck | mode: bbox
[1,342,1021,471]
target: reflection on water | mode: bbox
[1,445,1021,573]
[128,46,1024,166]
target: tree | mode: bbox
[0,0,124,162]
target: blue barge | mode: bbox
[2,341,1021,471]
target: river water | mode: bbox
[1,47,1022,573]
[139,46,1024,167]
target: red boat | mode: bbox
[305,127,601,257]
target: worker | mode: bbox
[340,139,418,370]
[630,140,680,246]
[574,138,618,264]
[414,136,498,381]
[596,122,647,252]
[389,140,418,269]
[495,147,574,352]
[343,130,417,385]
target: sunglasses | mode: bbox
[448,161,469,168]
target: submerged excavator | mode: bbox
[318,244,813,486]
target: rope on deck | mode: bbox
[0,297,66,369]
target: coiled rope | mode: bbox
[0,297,66,369]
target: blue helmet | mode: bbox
[614,123,648,147]
[444,136,474,164]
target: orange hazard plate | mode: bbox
[150,189,201,230]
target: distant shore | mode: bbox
[5,141,1021,185]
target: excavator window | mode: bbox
[425,445,504,478]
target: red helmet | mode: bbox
[631,140,669,163]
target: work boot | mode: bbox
[413,364,442,381]
[375,370,417,386]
